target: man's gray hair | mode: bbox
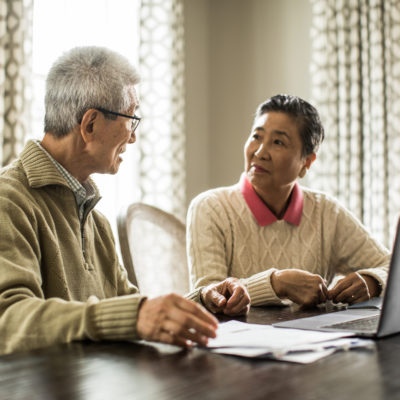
[44,46,140,137]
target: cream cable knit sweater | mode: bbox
[187,182,390,306]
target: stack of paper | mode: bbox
[207,320,374,363]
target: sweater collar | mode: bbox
[239,173,303,226]
[21,140,68,188]
[20,140,100,198]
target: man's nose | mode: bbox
[128,132,136,144]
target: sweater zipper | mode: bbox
[80,197,100,260]
[81,227,86,257]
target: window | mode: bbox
[32,0,141,235]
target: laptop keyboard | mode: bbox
[322,315,379,332]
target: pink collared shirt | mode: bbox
[239,173,303,226]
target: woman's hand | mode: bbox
[200,277,251,316]
[271,269,328,307]
[328,272,380,304]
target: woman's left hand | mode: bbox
[328,272,380,304]
[201,277,251,316]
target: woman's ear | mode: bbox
[299,153,316,178]
[80,109,100,143]
[305,153,316,169]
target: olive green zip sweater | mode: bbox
[0,141,144,354]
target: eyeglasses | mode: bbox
[96,107,141,132]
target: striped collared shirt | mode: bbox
[34,141,96,222]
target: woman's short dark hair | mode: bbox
[255,94,324,157]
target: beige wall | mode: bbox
[185,0,312,207]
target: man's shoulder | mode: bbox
[0,158,29,194]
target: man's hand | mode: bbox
[136,293,218,347]
[328,272,380,304]
[200,277,250,316]
[271,269,328,307]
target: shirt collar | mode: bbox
[239,173,303,226]
[34,140,97,207]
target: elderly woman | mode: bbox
[187,94,390,310]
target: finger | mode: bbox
[202,299,220,314]
[225,294,250,315]
[210,290,227,308]
[348,286,371,305]
[225,286,244,308]
[158,329,194,348]
[161,320,209,347]
[355,273,372,299]
[317,292,326,304]
[351,294,370,304]
[168,306,218,339]
[320,281,329,298]
[225,287,250,313]
[332,275,370,304]
[225,278,240,295]
[317,283,328,304]
[329,278,353,299]
[333,287,357,304]
[203,292,226,314]
[177,297,219,327]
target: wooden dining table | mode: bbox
[1,305,400,400]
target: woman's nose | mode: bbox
[254,142,269,160]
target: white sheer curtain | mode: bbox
[137,0,186,221]
[0,0,33,167]
[309,0,400,247]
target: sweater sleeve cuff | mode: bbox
[185,287,204,304]
[358,266,389,295]
[85,294,146,342]
[242,269,286,306]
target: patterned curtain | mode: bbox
[309,0,400,247]
[0,0,33,167]
[137,0,186,221]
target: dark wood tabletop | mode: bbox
[1,305,400,400]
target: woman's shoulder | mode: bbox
[300,185,357,218]
[191,183,240,204]
[188,183,243,216]
[301,185,341,204]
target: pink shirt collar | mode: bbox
[239,173,303,226]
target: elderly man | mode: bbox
[0,46,249,355]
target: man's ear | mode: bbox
[80,109,99,143]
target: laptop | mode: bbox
[274,219,400,338]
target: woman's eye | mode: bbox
[274,139,284,146]
[252,133,260,140]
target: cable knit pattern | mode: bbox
[0,141,145,354]
[187,181,390,306]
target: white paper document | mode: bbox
[207,320,373,363]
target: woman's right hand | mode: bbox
[271,269,328,307]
